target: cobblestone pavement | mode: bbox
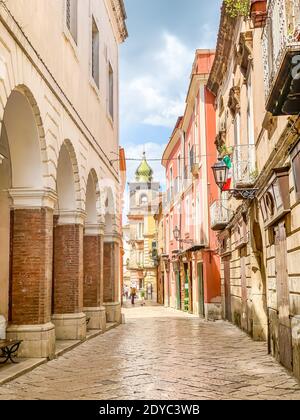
[0,306,300,400]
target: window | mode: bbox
[140,195,148,205]
[66,0,78,43]
[178,155,181,179]
[234,114,240,146]
[185,197,190,230]
[170,214,173,240]
[137,222,144,240]
[292,142,300,201]
[169,167,173,189]
[92,17,100,88]
[247,76,254,146]
[109,63,114,119]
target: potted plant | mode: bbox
[250,0,267,28]
[224,0,251,18]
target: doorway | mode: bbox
[176,270,181,310]
[275,221,293,371]
[240,247,248,332]
[223,256,232,322]
[184,263,189,312]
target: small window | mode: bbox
[140,195,148,205]
[109,63,114,119]
[92,17,100,88]
[66,0,78,43]
[292,143,300,200]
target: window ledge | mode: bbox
[63,26,79,62]
[106,111,114,129]
[89,77,101,102]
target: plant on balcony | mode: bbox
[249,167,259,182]
[219,144,234,159]
[224,0,250,18]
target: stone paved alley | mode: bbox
[0,306,300,400]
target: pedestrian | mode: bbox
[131,287,137,305]
[140,289,146,306]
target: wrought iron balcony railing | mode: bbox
[262,0,300,115]
[210,200,232,231]
[232,144,257,188]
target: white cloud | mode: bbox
[120,31,195,129]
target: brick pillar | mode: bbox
[52,211,86,340]
[103,236,121,323]
[6,189,56,359]
[83,224,106,331]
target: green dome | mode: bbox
[135,152,153,182]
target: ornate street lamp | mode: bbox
[211,158,258,200]
[173,226,193,245]
[212,158,229,191]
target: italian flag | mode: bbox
[222,155,232,192]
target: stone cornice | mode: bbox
[9,188,57,210]
[109,0,128,43]
[207,3,239,96]
[56,210,86,226]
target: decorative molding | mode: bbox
[84,224,104,236]
[109,0,128,43]
[56,210,86,226]
[9,188,57,210]
[228,86,241,117]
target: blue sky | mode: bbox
[120,0,222,216]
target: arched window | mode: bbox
[140,194,148,205]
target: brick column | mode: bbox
[83,224,106,331]
[52,211,86,340]
[103,235,121,323]
[6,189,56,359]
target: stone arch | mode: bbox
[85,169,100,225]
[103,185,117,235]
[56,139,82,212]
[0,86,55,357]
[1,85,48,189]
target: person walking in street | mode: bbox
[131,287,137,305]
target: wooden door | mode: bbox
[275,221,293,371]
[240,247,248,332]
[198,263,205,318]
[184,264,189,312]
[176,271,181,310]
[224,257,232,322]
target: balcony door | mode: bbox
[275,221,293,371]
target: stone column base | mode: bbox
[104,302,121,323]
[52,313,86,341]
[205,303,222,321]
[6,322,55,359]
[84,307,107,331]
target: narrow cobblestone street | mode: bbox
[0,306,300,400]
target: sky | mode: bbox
[120,0,222,218]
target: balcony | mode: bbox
[232,144,257,189]
[262,0,300,115]
[210,200,231,231]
